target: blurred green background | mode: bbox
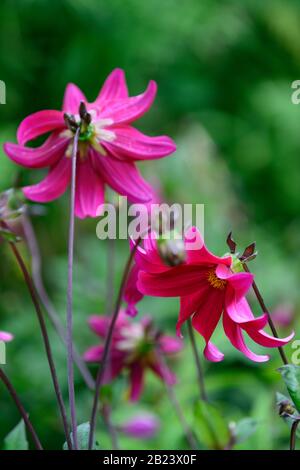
[0,0,300,450]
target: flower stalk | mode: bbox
[242,263,289,365]
[187,318,208,402]
[88,238,142,450]
[0,225,72,449]
[66,126,80,449]
[0,368,43,450]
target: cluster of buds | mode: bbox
[157,234,186,267]
[64,101,92,137]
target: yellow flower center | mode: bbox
[206,269,227,290]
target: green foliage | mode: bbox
[278,365,300,413]
[63,423,100,450]
[233,418,259,444]
[194,400,230,449]
[3,420,28,450]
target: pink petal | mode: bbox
[75,157,105,219]
[137,265,208,297]
[159,335,183,354]
[4,133,69,169]
[176,286,210,336]
[225,292,269,329]
[223,312,269,362]
[94,68,128,104]
[83,345,104,362]
[191,289,224,362]
[149,357,176,385]
[204,342,224,362]
[63,83,87,113]
[23,157,71,202]
[217,266,254,301]
[101,80,157,124]
[92,151,152,203]
[104,126,176,160]
[17,110,65,145]
[124,264,144,317]
[0,331,13,342]
[184,227,232,267]
[88,315,110,338]
[133,236,170,274]
[245,327,294,348]
[129,363,145,401]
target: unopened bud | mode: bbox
[158,238,186,267]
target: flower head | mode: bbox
[4,69,176,219]
[135,227,294,362]
[84,311,183,400]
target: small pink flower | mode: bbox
[84,311,183,401]
[272,303,294,327]
[135,227,294,362]
[119,413,160,439]
[0,331,13,342]
[4,69,176,219]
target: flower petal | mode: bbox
[159,335,183,354]
[129,363,145,401]
[191,289,224,362]
[63,83,87,113]
[138,265,208,297]
[94,68,128,104]
[225,291,269,329]
[101,81,157,124]
[124,264,144,317]
[185,227,232,267]
[104,126,176,160]
[4,133,69,169]
[149,356,176,385]
[223,312,269,362]
[83,345,104,362]
[17,110,65,145]
[23,157,71,202]
[75,157,105,219]
[88,315,110,338]
[176,287,210,336]
[217,265,254,301]
[92,151,152,203]
[0,331,13,342]
[244,327,294,348]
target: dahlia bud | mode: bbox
[157,237,186,267]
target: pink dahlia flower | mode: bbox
[84,311,183,400]
[135,227,294,362]
[4,69,176,219]
[0,331,13,342]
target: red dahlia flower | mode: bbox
[132,228,293,362]
[4,69,176,218]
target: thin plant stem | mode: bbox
[106,238,115,315]
[88,238,142,450]
[22,212,95,391]
[102,404,119,450]
[157,349,198,449]
[66,127,80,449]
[1,230,72,450]
[0,368,43,450]
[290,418,300,450]
[243,263,289,365]
[187,319,208,401]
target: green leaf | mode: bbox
[4,420,28,450]
[194,400,230,450]
[233,418,259,444]
[278,365,300,412]
[63,423,100,450]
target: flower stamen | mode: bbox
[206,269,227,290]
